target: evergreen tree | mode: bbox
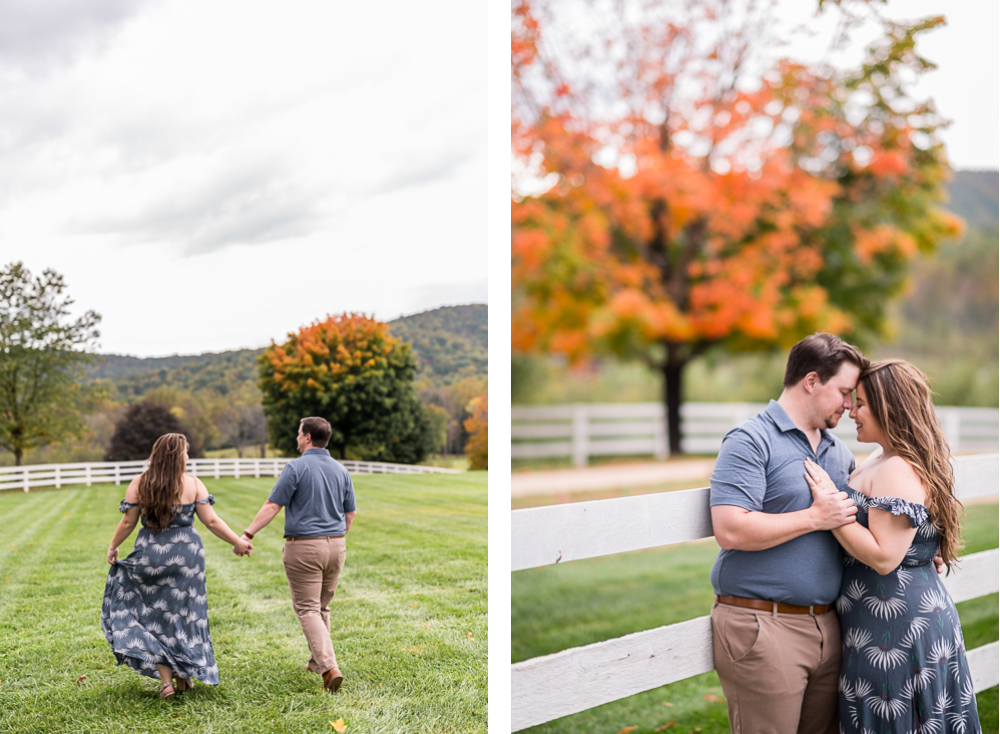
[104,400,203,461]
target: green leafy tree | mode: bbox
[104,400,203,461]
[258,313,435,463]
[0,262,101,465]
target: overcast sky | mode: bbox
[772,0,998,172]
[0,0,486,357]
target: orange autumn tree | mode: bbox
[464,392,488,470]
[258,313,436,463]
[512,0,962,454]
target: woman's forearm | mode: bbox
[833,520,909,575]
[109,517,137,550]
[204,517,242,546]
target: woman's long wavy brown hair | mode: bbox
[860,359,963,572]
[137,433,189,533]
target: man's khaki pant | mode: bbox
[711,601,841,734]
[282,537,347,675]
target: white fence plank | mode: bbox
[942,549,1000,603]
[0,457,460,493]
[511,616,714,732]
[968,641,1000,693]
[511,453,999,731]
[512,455,995,572]
[513,402,1000,464]
[512,487,713,571]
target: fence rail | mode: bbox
[510,453,1000,731]
[512,402,1000,466]
[0,457,459,492]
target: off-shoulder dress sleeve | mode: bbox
[119,500,138,513]
[866,496,929,528]
[194,494,216,505]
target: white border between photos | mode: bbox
[486,0,512,730]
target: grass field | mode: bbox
[0,472,486,734]
[512,501,999,734]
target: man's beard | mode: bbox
[824,412,842,429]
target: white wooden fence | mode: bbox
[0,457,459,492]
[512,402,1000,466]
[510,453,1000,731]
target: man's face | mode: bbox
[296,425,310,453]
[808,361,861,430]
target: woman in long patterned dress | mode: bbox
[102,433,253,700]
[804,360,981,733]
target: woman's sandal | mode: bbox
[159,681,175,700]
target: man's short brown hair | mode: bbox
[783,333,869,388]
[300,417,332,448]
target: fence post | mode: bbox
[653,404,669,460]
[254,459,260,478]
[86,464,92,487]
[114,463,121,486]
[22,467,29,492]
[214,460,220,480]
[55,465,61,489]
[235,460,240,479]
[572,404,589,468]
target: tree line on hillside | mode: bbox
[0,262,487,469]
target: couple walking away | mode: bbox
[710,333,981,733]
[101,416,355,700]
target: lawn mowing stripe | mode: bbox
[0,474,487,733]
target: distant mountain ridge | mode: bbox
[87,304,487,399]
[944,170,998,231]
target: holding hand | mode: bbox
[232,536,254,557]
[107,546,119,565]
[804,459,857,530]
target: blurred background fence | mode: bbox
[510,452,1000,731]
[0,457,459,493]
[512,402,999,466]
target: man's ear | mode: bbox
[803,371,819,394]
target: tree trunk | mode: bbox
[14,448,22,466]
[259,444,266,459]
[660,349,687,456]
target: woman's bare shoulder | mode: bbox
[124,475,141,503]
[178,474,206,503]
[868,455,926,504]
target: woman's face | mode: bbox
[849,382,887,446]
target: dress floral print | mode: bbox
[837,487,980,733]
[101,496,220,684]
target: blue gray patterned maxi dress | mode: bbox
[837,487,980,733]
[101,496,220,685]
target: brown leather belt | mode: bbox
[285,535,345,541]
[716,594,833,616]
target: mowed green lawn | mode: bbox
[0,472,487,734]
[512,501,999,734]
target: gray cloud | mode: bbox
[371,147,476,196]
[68,161,324,255]
[0,0,151,75]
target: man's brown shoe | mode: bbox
[323,668,344,693]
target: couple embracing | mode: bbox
[101,416,355,700]
[709,333,981,733]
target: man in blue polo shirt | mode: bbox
[242,416,357,693]
[709,333,865,733]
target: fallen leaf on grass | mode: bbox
[662,702,673,707]
[655,724,674,732]
[466,632,474,639]
[703,695,723,703]
[330,719,347,732]
[75,675,87,685]
[617,728,638,734]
